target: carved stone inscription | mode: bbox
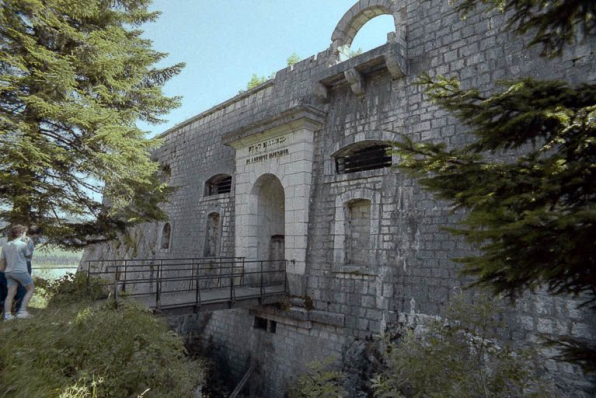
[248,137,287,154]
[246,136,290,165]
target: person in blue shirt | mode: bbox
[15,225,41,312]
[1,225,35,320]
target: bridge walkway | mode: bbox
[85,257,289,315]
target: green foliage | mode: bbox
[38,271,109,306]
[394,75,596,306]
[452,0,596,57]
[287,52,301,67]
[245,74,269,90]
[348,48,363,58]
[289,357,347,398]
[0,0,182,248]
[0,299,204,398]
[372,295,558,398]
[243,52,302,93]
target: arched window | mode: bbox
[205,174,232,196]
[161,223,172,251]
[329,0,404,65]
[335,142,392,174]
[204,212,220,257]
[342,15,395,60]
[344,199,371,265]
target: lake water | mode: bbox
[33,267,79,281]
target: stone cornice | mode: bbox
[221,104,327,148]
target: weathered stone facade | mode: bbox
[84,0,596,396]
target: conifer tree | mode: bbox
[393,0,595,372]
[0,0,183,247]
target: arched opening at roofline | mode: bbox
[329,0,406,64]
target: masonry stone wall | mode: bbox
[84,0,596,396]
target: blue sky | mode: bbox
[141,0,395,135]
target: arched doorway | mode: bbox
[249,174,285,261]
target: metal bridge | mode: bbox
[84,257,289,315]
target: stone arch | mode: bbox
[330,0,406,64]
[248,174,286,261]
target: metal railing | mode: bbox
[84,257,288,311]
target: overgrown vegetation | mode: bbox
[34,272,108,307]
[290,296,559,398]
[0,274,205,397]
[288,357,347,398]
[372,295,558,398]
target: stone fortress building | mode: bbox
[84,0,596,396]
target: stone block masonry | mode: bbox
[84,0,596,396]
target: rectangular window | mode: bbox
[254,316,268,330]
[345,199,371,265]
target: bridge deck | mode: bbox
[86,257,290,315]
[132,284,287,314]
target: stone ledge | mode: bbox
[309,310,345,327]
[199,193,233,203]
[315,41,406,87]
[250,306,345,328]
[331,264,379,278]
[323,168,388,184]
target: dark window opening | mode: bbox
[336,145,391,174]
[205,174,232,195]
[268,320,277,334]
[161,164,171,179]
[254,316,268,330]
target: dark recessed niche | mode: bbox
[268,320,277,334]
[253,316,276,334]
[254,316,267,330]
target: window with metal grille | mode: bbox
[336,144,391,174]
[205,174,232,195]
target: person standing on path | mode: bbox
[2,225,35,320]
[15,225,41,312]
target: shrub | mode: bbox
[0,299,205,397]
[372,294,560,398]
[45,271,109,306]
[289,357,347,398]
